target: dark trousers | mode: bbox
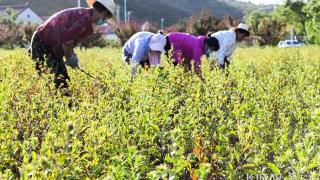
[29,33,70,89]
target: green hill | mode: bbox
[115,0,244,25]
[0,0,248,25]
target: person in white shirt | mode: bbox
[123,32,167,78]
[209,23,250,69]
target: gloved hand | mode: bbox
[66,54,80,69]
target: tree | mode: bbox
[186,10,221,36]
[303,0,320,44]
[0,8,20,48]
[0,8,39,48]
[245,11,287,45]
[165,10,238,37]
[114,22,141,46]
[273,0,307,37]
[165,22,187,33]
[245,11,267,35]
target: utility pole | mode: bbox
[124,0,127,23]
[127,11,133,22]
[161,18,165,30]
[116,5,121,22]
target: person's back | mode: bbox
[122,31,166,78]
[29,0,119,93]
[210,23,250,69]
[211,30,236,53]
[123,31,155,56]
[167,32,205,64]
[210,29,237,67]
[211,30,235,43]
[37,8,94,59]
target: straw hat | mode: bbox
[86,0,118,27]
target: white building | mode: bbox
[0,3,43,24]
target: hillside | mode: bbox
[0,0,252,25]
[114,0,244,24]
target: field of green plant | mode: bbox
[0,46,319,179]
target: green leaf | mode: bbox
[267,163,281,174]
[241,164,256,169]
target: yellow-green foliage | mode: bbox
[0,47,319,179]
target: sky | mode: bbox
[236,0,283,5]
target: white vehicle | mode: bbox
[277,40,305,48]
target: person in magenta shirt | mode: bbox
[165,32,219,80]
[29,0,118,92]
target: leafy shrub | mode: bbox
[0,47,319,179]
[141,21,159,33]
[0,9,38,48]
[186,10,222,35]
[115,21,159,46]
[165,10,239,36]
[164,22,187,33]
[114,21,141,45]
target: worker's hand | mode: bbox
[221,57,230,69]
[199,75,206,82]
[62,44,75,59]
[66,54,80,69]
[194,64,202,75]
[130,62,139,80]
[194,64,205,82]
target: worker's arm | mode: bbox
[62,44,75,59]
[193,48,205,81]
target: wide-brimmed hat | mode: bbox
[149,33,167,52]
[86,0,118,27]
[235,23,250,36]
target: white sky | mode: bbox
[236,0,283,5]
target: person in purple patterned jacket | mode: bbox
[29,0,117,93]
[164,32,220,81]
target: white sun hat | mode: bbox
[149,33,167,52]
[86,0,118,27]
[236,23,250,36]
